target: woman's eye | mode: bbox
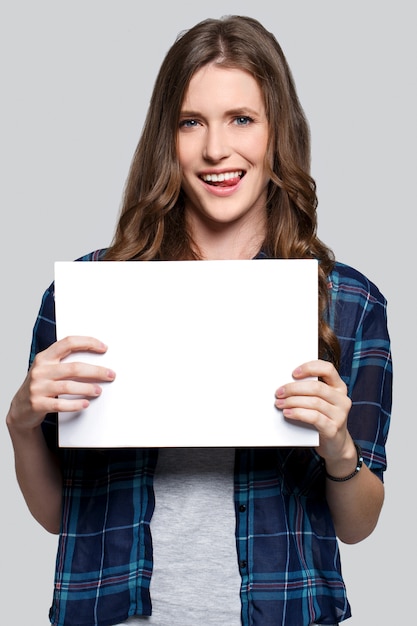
[179,119,199,128]
[234,116,253,126]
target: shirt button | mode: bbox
[239,560,247,569]
[239,504,247,513]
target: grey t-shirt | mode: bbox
[117,447,242,625]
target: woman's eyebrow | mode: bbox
[179,107,261,117]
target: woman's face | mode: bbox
[177,64,270,243]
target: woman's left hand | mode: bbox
[275,359,385,544]
[275,359,353,462]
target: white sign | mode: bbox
[55,259,318,448]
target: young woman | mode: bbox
[6,15,392,626]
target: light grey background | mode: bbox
[1,1,414,624]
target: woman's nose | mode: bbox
[202,126,230,162]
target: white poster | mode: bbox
[55,259,318,447]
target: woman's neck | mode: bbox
[186,212,267,261]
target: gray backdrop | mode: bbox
[1,1,414,624]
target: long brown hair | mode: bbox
[105,15,340,366]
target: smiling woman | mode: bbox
[5,14,392,626]
[177,65,270,259]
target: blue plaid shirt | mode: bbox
[31,250,392,626]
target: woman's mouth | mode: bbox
[200,170,244,186]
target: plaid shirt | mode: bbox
[31,250,392,626]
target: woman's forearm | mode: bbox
[7,409,62,534]
[324,449,385,544]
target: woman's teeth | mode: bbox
[201,170,243,184]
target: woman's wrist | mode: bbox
[321,442,363,482]
[6,400,43,439]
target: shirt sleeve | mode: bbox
[29,282,57,367]
[339,277,392,481]
[29,282,59,452]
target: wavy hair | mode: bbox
[104,15,340,366]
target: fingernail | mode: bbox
[107,370,116,380]
[276,387,285,398]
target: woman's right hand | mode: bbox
[8,336,116,433]
[5,336,114,532]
